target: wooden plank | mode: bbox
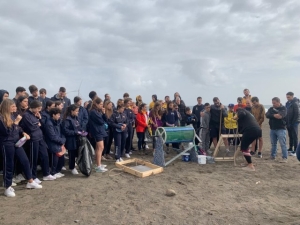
[115,158,163,178]
[214,157,234,161]
[213,137,223,157]
[220,134,243,138]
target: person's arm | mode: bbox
[292,104,299,124]
[136,114,148,128]
[21,114,40,133]
[90,110,104,125]
[62,120,77,136]
[109,113,122,129]
[192,106,196,115]
[82,108,89,131]
[222,107,228,117]
[265,108,274,119]
[258,106,265,125]
[277,107,287,119]
[45,123,66,145]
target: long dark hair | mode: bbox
[138,103,147,113]
[90,97,103,112]
[63,104,79,120]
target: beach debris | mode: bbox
[256,181,261,185]
[166,189,176,197]
[74,220,80,223]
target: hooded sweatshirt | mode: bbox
[0,90,9,104]
[50,94,71,114]
[149,95,157,110]
[285,97,299,125]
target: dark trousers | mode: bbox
[51,153,65,175]
[2,145,32,188]
[103,127,113,155]
[68,149,77,170]
[0,150,2,171]
[226,128,240,146]
[114,131,127,159]
[287,123,299,150]
[30,140,50,179]
[125,125,133,153]
[137,132,145,150]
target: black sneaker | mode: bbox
[258,152,262,158]
[287,148,293,152]
[250,151,255,156]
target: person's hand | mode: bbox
[23,132,30,140]
[102,108,106,114]
[274,114,282,119]
[38,122,41,127]
[233,115,238,120]
[220,104,224,109]
[35,112,41,119]
[15,115,22,124]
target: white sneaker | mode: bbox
[145,145,149,149]
[125,153,130,158]
[116,159,121,162]
[129,151,133,155]
[13,177,21,184]
[43,175,56,181]
[110,151,114,154]
[71,168,79,175]
[11,182,17,187]
[54,173,63,179]
[16,174,26,182]
[34,178,42,184]
[26,181,42,189]
[61,166,67,171]
[4,187,15,197]
[57,172,65,177]
[120,158,124,162]
[95,166,108,173]
[37,165,42,171]
[101,165,107,168]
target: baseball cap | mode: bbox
[228,104,234,108]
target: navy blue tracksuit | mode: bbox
[44,118,66,175]
[62,116,81,170]
[0,118,32,188]
[124,108,135,154]
[109,112,128,160]
[20,110,50,179]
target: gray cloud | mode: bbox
[0,0,300,105]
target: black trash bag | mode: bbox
[76,136,95,177]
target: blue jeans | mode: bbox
[270,129,288,159]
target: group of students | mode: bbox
[0,85,299,197]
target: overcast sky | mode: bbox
[1,0,300,106]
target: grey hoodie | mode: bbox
[200,110,210,129]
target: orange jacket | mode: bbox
[135,112,148,133]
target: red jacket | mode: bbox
[135,112,148,133]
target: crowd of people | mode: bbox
[0,85,299,197]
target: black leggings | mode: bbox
[137,132,145,150]
[241,127,262,164]
[103,128,113,155]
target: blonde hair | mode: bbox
[0,99,15,128]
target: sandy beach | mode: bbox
[1,121,300,225]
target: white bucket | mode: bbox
[198,155,206,164]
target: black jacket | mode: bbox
[44,118,66,153]
[20,110,44,142]
[266,105,287,130]
[209,105,228,128]
[285,97,299,125]
[236,109,260,133]
[51,94,71,114]
[192,104,204,122]
[185,113,198,130]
